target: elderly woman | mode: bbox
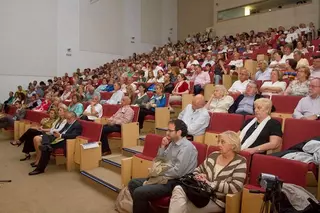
[240,98,283,154]
[255,60,271,81]
[10,108,58,161]
[31,105,68,167]
[68,94,84,117]
[138,84,166,130]
[205,85,234,113]
[169,131,247,213]
[260,69,287,96]
[284,66,310,96]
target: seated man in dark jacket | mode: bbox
[0,101,26,129]
[228,81,262,115]
[29,111,82,175]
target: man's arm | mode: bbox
[113,109,134,125]
[188,112,210,135]
[293,100,304,119]
[61,124,82,140]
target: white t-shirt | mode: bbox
[202,60,215,68]
[285,33,298,43]
[228,60,243,68]
[85,104,103,120]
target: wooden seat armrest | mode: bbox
[121,157,133,187]
[226,191,242,213]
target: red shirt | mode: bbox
[176,81,189,93]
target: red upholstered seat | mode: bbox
[131,106,140,122]
[7,106,17,116]
[79,120,103,142]
[108,132,121,138]
[145,115,155,120]
[247,154,308,188]
[271,95,303,113]
[82,102,90,110]
[141,134,163,158]
[102,104,121,117]
[23,110,50,124]
[192,141,207,166]
[53,148,64,156]
[207,113,244,133]
[134,153,154,161]
[171,101,182,106]
[282,118,320,151]
[100,92,113,100]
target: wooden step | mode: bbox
[81,167,122,193]
[100,154,127,174]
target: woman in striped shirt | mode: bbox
[169,131,247,213]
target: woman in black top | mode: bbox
[163,74,174,94]
[240,98,282,154]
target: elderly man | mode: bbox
[310,55,320,79]
[29,111,82,175]
[228,68,250,95]
[293,78,320,120]
[190,64,211,95]
[101,82,124,105]
[85,85,100,101]
[128,119,198,213]
[228,81,263,115]
[201,53,215,68]
[100,96,134,156]
[255,60,272,81]
[81,95,103,121]
[178,94,210,137]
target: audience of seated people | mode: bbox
[128,119,198,213]
[178,95,210,138]
[0,101,25,130]
[205,85,234,113]
[191,64,211,95]
[99,96,134,156]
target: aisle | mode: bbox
[0,134,117,213]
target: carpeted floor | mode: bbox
[0,134,117,213]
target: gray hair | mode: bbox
[219,131,241,153]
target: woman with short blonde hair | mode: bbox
[169,130,247,213]
[260,69,287,96]
[205,85,234,113]
[239,98,282,154]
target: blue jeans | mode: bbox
[214,75,222,85]
[128,178,178,213]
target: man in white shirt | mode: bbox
[81,95,103,121]
[310,56,320,79]
[279,44,294,65]
[152,61,163,77]
[178,95,210,136]
[228,52,243,68]
[104,82,124,105]
[201,53,215,68]
[229,68,250,95]
[293,78,320,120]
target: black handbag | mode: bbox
[179,174,215,208]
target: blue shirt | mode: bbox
[236,95,255,114]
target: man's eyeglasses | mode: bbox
[167,129,176,132]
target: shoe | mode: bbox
[10,140,22,147]
[28,169,44,176]
[102,151,112,156]
[31,164,38,168]
[30,162,36,166]
[20,154,31,161]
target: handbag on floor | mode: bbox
[115,186,133,213]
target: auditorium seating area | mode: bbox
[1,20,320,213]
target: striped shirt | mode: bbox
[193,152,247,208]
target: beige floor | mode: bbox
[0,134,117,213]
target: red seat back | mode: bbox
[164,93,170,107]
[24,110,49,123]
[7,106,17,116]
[82,102,90,110]
[102,104,121,117]
[282,118,320,151]
[142,134,163,158]
[245,115,283,127]
[192,142,207,166]
[271,95,302,113]
[79,120,103,142]
[130,106,140,122]
[207,113,244,133]
[249,154,308,187]
[100,92,113,100]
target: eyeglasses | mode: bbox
[167,129,176,132]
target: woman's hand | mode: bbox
[194,173,207,182]
[243,148,257,154]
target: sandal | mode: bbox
[10,140,22,147]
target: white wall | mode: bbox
[0,0,177,101]
[214,1,320,37]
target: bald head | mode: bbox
[121,96,131,106]
[192,95,205,110]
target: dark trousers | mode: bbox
[0,116,14,129]
[138,108,155,129]
[128,178,178,213]
[193,84,203,95]
[21,128,42,154]
[236,111,253,116]
[36,134,66,172]
[80,115,94,122]
[100,124,121,153]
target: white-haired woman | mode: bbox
[169,131,247,213]
[240,98,282,154]
[205,85,234,113]
[260,69,287,96]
